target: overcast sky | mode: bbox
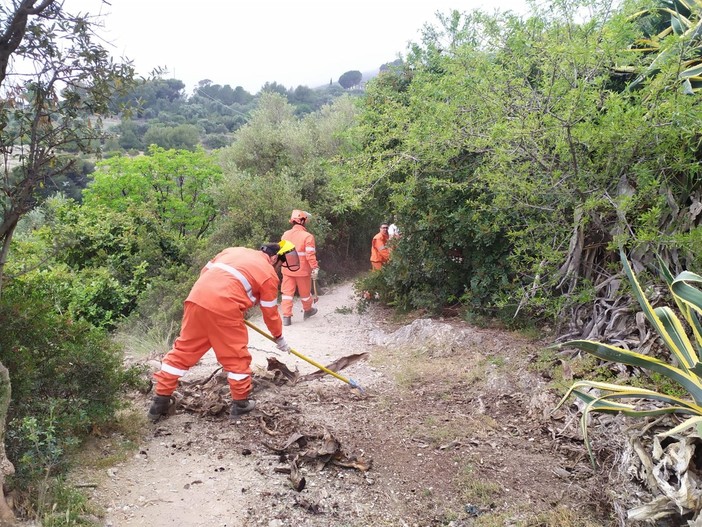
[63,0,529,94]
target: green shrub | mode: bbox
[354,270,393,307]
[18,264,139,330]
[0,282,144,487]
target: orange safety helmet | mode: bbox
[289,209,310,224]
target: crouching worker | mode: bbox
[148,241,300,422]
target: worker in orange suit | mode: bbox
[148,241,300,422]
[370,222,391,270]
[280,209,320,326]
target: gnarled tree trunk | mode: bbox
[0,363,15,526]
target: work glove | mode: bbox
[311,268,320,280]
[275,336,291,353]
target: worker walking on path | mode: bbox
[370,222,391,270]
[281,209,320,326]
[148,241,300,422]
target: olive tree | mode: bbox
[0,0,136,295]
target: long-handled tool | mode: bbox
[244,319,364,393]
[312,277,319,303]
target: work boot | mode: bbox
[147,395,174,422]
[230,399,256,418]
[283,316,291,326]
[303,307,318,320]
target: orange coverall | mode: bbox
[370,231,390,270]
[281,224,319,318]
[153,247,283,401]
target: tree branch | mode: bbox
[0,0,56,85]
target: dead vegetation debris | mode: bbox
[177,352,369,416]
[174,357,373,497]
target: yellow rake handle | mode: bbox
[244,319,363,392]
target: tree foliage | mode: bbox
[5,2,702,519]
[341,1,702,331]
[142,123,201,150]
[338,70,363,89]
[0,0,136,293]
[216,92,366,270]
[84,146,222,240]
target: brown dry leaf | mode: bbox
[257,415,282,437]
[178,370,231,415]
[283,432,307,449]
[331,452,372,471]
[266,357,300,384]
[560,359,573,381]
[289,456,306,492]
[299,353,369,382]
[318,428,340,456]
[259,422,372,475]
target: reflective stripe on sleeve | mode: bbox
[305,247,315,253]
[161,363,188,377]
[296,251,306,256]
[227,372,250,381]
[206,262,257,304]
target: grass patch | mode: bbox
[528,347,559,375]
[529,348,617,396]
[54,406,148,525]
[470,505,604,527]
[415,417,462,445]
[487,355,506,368]
[114,319,178,359]
[521,507,605,526]
[457,464,501,504]
[38,478,103,527]
[71,405,147,474]
[629,370,689,399]
[371,346,481,390]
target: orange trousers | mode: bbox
[280,274,313,318]
[153,301,252,401]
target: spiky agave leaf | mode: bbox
[655,306,700,370]
[665,265,702,375]
[560,380,702,413]
[657,256,702,358]
[624,1,702,92]
[556,381,702,465]
[657,415,702,437]
[553,339,702,403]
[554,250,702,466]
[620,249,700,376]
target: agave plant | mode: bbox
[618,0,702,93]
[553,248,702,465]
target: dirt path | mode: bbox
[77,281,618,527]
